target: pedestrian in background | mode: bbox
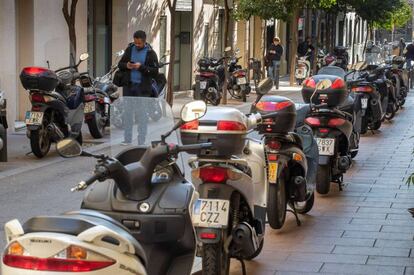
[118,30,159,145]
[298,36,315,68]
[266,37,283,89]
[399,38,406,56]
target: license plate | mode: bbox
[317,138,335,156]
[237,77,247,85]
[25,111,44,125]
[361,98,368,109]
[84,101,95,113]
[200,81,207,90]
[268,162,278,183]
[192,199,230,228]
[104,97,110,104]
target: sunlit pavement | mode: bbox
[226,93,414,274]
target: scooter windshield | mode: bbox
[109,96,179,157]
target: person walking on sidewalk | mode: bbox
[117,30,159,145]
[266,37,283,89]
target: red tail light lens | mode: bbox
[2,255,114,272]
[23,67,48,75]
[267,154,278,161]
[267,140,282,150]
[180,120,199,130]
[217,120,246,131]
[305,117,321,127]
[84,94,97,101]
[199,166,228,183]
[256,101,292,112]
[200,232,217,239]
[328,118,346,127]
[30,93,45,103]
[331,78,346,89]
[351,86,373,93]
[303,78,316,88]
[319,128,329,134]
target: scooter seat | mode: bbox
[22,210,147,266]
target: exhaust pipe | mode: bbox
[230,222,260,259]
[293,176,307,202]
[338,156,351,171]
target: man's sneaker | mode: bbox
[121,141,131,146]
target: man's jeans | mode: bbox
[268,60,280,89]
[122,84,149,145]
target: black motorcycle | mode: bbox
[193,57,224,105]
[302,68,361,194]
[20,53,88,158]
[228,55,251,102]
[252,94,316,229]
[0,90,7,162]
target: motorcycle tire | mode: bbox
[350,150,359,159]
[30,128,51,159]
[0,125,7,162]
[267,177,287,229]
[76,130,83,145]
[228,88,242,100]
[385,103,396,121]
[289,191,315,214]
[86,104,106,139]
[360,117,368,134]
[371,120,382,131]
[202,243,230,275]
[316,165,331,195]
[242,91,247,102]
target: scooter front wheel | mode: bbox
[385,103,396,121]
[30,128,51,158]
[86,104,106,139]
[267,177,287,229]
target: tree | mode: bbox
[62,0,78,66]
[165,0,177,106]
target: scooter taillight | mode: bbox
[351,86,373,93]
[3,242,115,272]
[328,118,346,127]
[180,120,199,130]
[192,166,242,183]
[200,72,215,78]
[266,140,281,150]
[30,93,45,103]
[84,94,97,101]
[305,117,321,127]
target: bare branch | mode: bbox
[62,0,70,25]
[70,0,78,23]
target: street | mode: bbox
[1,84,414,274]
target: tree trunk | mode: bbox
[261,20,266,77]
[312,10,321,74]
[62,0,78,66]
[221,0,231,104]
[363,24,370,55]
[166,1,177,106]
[351,17,358,64]
[289,8,299,86]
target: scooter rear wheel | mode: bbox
[289,191,315,214]
[0,125,7,162]
[316,165,331,195]
[30,128,51,158]
[202,243,230,275]
[267,176,287,229]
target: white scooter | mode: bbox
[2,98,210,275]
[295,53,312,85]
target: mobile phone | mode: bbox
[130,61,135,64]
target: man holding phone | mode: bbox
[118,30,159,145]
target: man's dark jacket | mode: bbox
[267,44,283,62]
[118,43,159,96]
[405,43,414,60]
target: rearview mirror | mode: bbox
[256,78,273,95]
[180,100,207,122]
[224,47,232,53]
[56,138,82,158]
[79,53,89,61]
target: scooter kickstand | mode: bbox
[236,257,247,275]
[26,151,33,156]
[287,207,302,226]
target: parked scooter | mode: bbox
[296,53,312,85]
[388,55,409,108]
[251,94,315,229]
[81,50,124,138]
[193,57,225,105]
[228,50,251,102]
[2,98,210,275]
[302,67,361,194]
[0,90,7,162]
[20,53,89,158]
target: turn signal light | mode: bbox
[67,245,87,260]
[303,78,316,88]
[8,242,24,256]
[180,120,199,130]
[30,93,45,103]
[256,101,292,112]
[23,67,48,75]
[351,86,373,93]
[217,120,246,131]
[305,117,321,127]
[328,118,346,127]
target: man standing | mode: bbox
[266,37,283,89]
[118,30,159,145]
[298,36,315,68]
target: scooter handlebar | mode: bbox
[175,142,213,153]
[71,166,108,192]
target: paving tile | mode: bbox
[320,263,405,275]
[380,225,414,233]
[301,237,376,247]
[343,231,413,240]
[287,252,367,264]
[332,245,410,257]
[386,213,413,220]
[357,207,406,214]
[367,255,414,266]
[405,267,414,275]
[351,217,414,226]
